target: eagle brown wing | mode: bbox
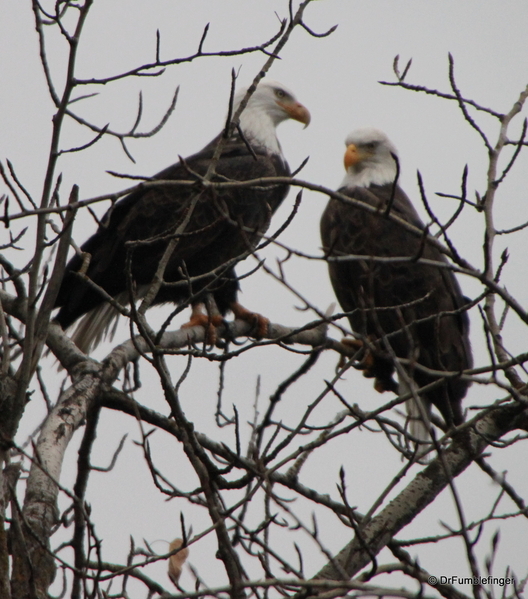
[321,183,472,426]
[55,133,290,330]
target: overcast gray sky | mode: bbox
[2,0,528,594]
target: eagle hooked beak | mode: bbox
[277,100,311,128]
[344,144,362,170]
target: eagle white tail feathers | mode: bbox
[398,378,432,448]
[67,284,155,354]
[69,302,122,355]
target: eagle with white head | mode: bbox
[55,80,310,352]
[321,128,472,436]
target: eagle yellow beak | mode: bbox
[278,100,311,128]
[344,144,362,169]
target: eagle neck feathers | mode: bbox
[340,160,397,189]
[238,108,283,157]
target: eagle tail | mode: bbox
[69,301,122,355]
[399,378,432,449]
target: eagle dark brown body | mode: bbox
[321,129,472,429]
[54,80,310,351]
[55,135,289,329]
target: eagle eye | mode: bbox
[275,89,287,99]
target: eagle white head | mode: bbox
[233,79,311,155]
[340,128,399,188]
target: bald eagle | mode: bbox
[320,128,472,435]
[55,80,310,352]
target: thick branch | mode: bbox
[310,404,528,587]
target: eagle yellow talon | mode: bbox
[182,305,223,345]
[230,302,269,339]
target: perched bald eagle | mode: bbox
[55,80,310,352]
[320,128,472,435]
